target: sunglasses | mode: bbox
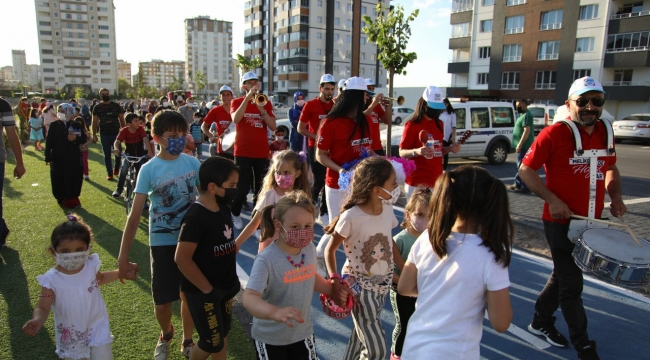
[570,97,605,107]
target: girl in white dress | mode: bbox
[22,214,135,360]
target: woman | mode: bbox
[41,102,55,139]
[439,98,457,170]
[44,107,87,208]
[398,86,461,201]
[288,91,305,152]
[148,99,158,114]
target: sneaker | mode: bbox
[84,175,90,180]
[112,190,122,198]
[527,316,569,347]
[578,341,600,360]
[180,341,195,359]
[506,184,531,194]
[154,326,174,360]
[390,353,401,360]
[113,169,120,176]
[232,215,243,230]
[506,184,520,191]
[320,213,330,226]
[106,175,114,181]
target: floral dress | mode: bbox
[36,254,113,359]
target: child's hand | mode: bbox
[125,270,137,281]
[271,306,304,328]
[22,319,44,336]
[338,287,352,306]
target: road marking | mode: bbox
[237,262,250,289]
[499,175,546,181]
[484,312,551,350]
[607,197,650,206]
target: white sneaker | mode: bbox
[253,229,261,240]
[154,337,171,360]
[180,342,194,358]
[232,215,243,230]
[320,214,330,226]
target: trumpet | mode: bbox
[381,95,405,106]
[254,93,268,106]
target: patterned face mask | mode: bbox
[377,186,401,205]
[280,223,314,249]
[409,213,428,233]
[274,174,294,190]
[162,136,186,155]
[55,248,90,271]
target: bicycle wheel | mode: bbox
[124,178,134,215]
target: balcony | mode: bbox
[449,37,471,50]
[609,13,650,34]
[448,62,469,74]
[602,81,650,101]
[604,50,650,67]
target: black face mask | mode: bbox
[101,95,110,102]
[516,106,523,113]
[426,108,437,119]
[217,187,238,203]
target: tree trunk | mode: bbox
[386,68,395,157]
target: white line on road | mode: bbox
[484,312,551,350]
[498,175,546,182]
[607,197,650,207]
[237,262,249,289]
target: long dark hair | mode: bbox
[406,98,443,132]
[428,165,512,266]
[443,98,454,114]
[324,89,368,142]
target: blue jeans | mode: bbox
[514,150,529,190]
[100,134,121,176]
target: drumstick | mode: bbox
[617,216,643,247]
[570,215,627,227]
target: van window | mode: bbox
[454,108,466,129]
[549,109,555,118]
[491,107,515,127]
[471,108,490,128]
[528,107,545,118]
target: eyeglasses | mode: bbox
[570,97,605,107]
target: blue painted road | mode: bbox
[233,201,650,360]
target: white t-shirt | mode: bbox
[401,231,510,360]
[438,111,457,142]
[334,204,398,295]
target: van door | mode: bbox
[452,107,469,157]
[465,106,491,157]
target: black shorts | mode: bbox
[185,290,234,353]
[150,245,181,305]
[254,335,318,360]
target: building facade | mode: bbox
[1,66,14,81]
[12,50,28,84]
[34,0,119,95]
[243,0,387,104]
[27,64,42,87]
[185,16,234,98]
[446,0,650,118]
[117,59,132,84]
[138,60,185,92]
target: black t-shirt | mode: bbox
[92,101,124,136]
[178,202,239,293]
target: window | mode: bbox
[334,65,339,73]
[78,23,84,29]
[482,0,494,5]
[535,71,557,89]
[480,20,493,32]
[99,43,110,48]
[68,51,74,56]
[606,31,650,52]
[477,73,489,84]
[317,16,322,23]
[316,64,322,71]
[360,52,365,60]
[613,69,633,85]
[334,17,339,26]
[43,59,54,63]
[335,1,340,9]
[346,19,352,28]
[346,35,351,43]
[77,33,84,38]
[43,68,55,73]
[573,69,591,80]
[479,46,491,59]
[501,72,520,89]
[538,41,560,60]
[576,37,595,52]
[347,3,351,11]
[452,0,473,12]
[579,4,599,20]
[98,34,109,39]
[506,0,525,6]
[334,34,339,41]
[78,42,84,47]
[67,41,74,47]
[44,77,55,82]
[316,49,322,55]
[503,44,522,62]
[361,37,366,45]
[451,22,470,37]
[540,10,562,30]
[470,108,490,128]
[317,0,322,6]
[98,25,109,30]
[316,32,322,39]
[40,30,52,35]
[39,21,51,26]
[491,107,515,127]
[361,6,366,14]
[505,15,524,34]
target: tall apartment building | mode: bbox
[138,60,185,91]
[446,0,650,118]
[34,0,119,95]
[27,64,42,87]
[117,59,132,84]
[1,66,14,81]
[185,16,234,98]
[243,0,387,103]
[12,50,28,84]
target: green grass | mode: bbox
[0,143,256,359]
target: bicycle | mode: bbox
[120,154,148,215]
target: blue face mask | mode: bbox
[162,136,186,155]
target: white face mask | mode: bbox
[193,118,200,123]
[162,102,169,108]
[296,100,305,107]
[377,186,401,205]
[57,113,67,120]
[55,248,90,271]
[275,135,284,142]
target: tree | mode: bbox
[57,87,67,100]
[117,78,132,98]
[166,76,185,93]
[363,3,419,157]
[74,86,87,100]
[235,54,263,72]
[194,71,207,99]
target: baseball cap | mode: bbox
[365,78,376,87]
[345,77,375,95]
[176,95,184,102]
[422,86,446,110]
[320,74,336,84]
[219,85,233,94]
[338,79,346,90]
[242,71,258,84]
[568,76,605,97]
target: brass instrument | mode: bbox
[382,95,405,106]
[254,93,268,106]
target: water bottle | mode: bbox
[341,274,362,299]
[424,134,434,159]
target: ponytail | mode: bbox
[259,205,276,242]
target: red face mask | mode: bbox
[280,223,313,249]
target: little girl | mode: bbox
[22,214,134,359]
[75,116,91,180]
[389,187,431,360]
[235,150,310,253]
[29,108,44,150]
[398,165,513,359]
[324,157,402,360]
[243,191,348,359]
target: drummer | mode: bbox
[202,85,234,159]
[519,76,627,359]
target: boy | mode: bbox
[189,111,204,160]
[268,128,289,157]
[117,110,201,359]
[175,157,241,360]
[112,113,153,198]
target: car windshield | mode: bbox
[622,115,650,121]
[528,108,545,117]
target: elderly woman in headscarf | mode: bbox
[288,91,306,152]
[79,98,92,128]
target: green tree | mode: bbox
[57,87,67,100]
[166,76,185,93]
[363,3,419,157]
[194,71,207,99]
[235,54,263,72]
[117,78,132,98]
[74,86,87,100]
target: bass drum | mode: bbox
[220,122,237,152]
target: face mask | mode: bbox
[425,108,437,119]
[162,136,185,155]
[296,100,305,107]
[217,187,238,203]
[409,214,428,233]
[57,113,67,120]
[187,102,193,106]
[274,173,294,189]
[54,248,90,271]
[280,223,314,249]
[275,135,284,142]
[193,118,200,123]
[162,102,169,108]
[377,186,401,205]
[101,95,110,102]
[516,106,523,113]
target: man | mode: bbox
[0,98,26,247]
[177,96,194,126]
[202,86,233,159]
[288,91,305,153]
[507,98,535,193]
[520,77,626,360]
[298,74,336,225]
[92,88,126,180]
[363,78,392,156]
[230,71,276,229]
[39,98,47,112]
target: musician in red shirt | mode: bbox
[202,85,233,159]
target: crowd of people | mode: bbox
[0,74,625,360]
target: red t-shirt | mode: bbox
[204,105,232,153]
[116,125,147,156]
[399,119,445,188]
[230,97,275,158]
[269,140,289,152]
[368,104,386,151]
[522,121,617,224]
[317,117,373,189]
[299,97,333,148]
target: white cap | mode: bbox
[365,78,376,87]
[219,85,233,94]
[320,74,336,84]
[568,76,605,97]
[422,86,446,110]
[242,71,258,84]
[176,95,184,102]
[338,79,346,90]
[345,77,375,95]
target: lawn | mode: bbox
[0,142,256,359]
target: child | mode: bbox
[269,127,289,157]
[117,110,201,358]
[189,111,204,160]
[112,113,153,198]
[398,165,513,359]
[324,157,402,360]
[175,157,241,360]
[183,131,196,156]
[75,116,91,180]
[29,108,44,150]
[243,191,348,359]
[22,214,133,358]
[235,150,310,253]
[389,187,431,360]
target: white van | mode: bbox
[527,104,557,134]
[381,101,516,164]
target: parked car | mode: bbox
[391,107,414,125]
[527,104,557,134]
[612,114,650,144]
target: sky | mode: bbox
[0,0,452,88]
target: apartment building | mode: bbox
[34,0,119,95]
[117,59,132,84]
[185,16,234,98]
[138,60,185,91]
[446,0,650,118]
[243,0,387,103]
[27,64,42,87]
[1,66,14,81]
[12,50,28,84]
